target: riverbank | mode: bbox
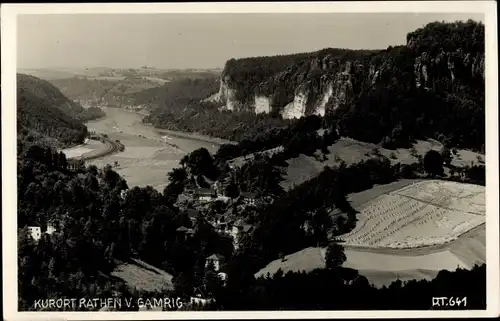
[83,107,226,191]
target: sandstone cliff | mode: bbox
[208,20,484,120]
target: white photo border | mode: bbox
[2,1,498,320]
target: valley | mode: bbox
[15,16,489,312]
[63,107,229,191]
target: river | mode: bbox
[83,107,229,191]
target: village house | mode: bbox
[67,158,85,172]
[190,287,214,307]
[28,222,57,242]
[28,226,42,241]
[217,272,228,287]
[209,214,225,231]
[192,188,216,202]
[205,254,225,272]
[185,209,201,225]
[231,219,253,250]
[240,192,258,206]
[176,226,195,241]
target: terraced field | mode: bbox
[256,179,486,287]
[338,180,485,248]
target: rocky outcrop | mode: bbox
[412,48,485,90]
[281,91,308,119]
[206,21,484,119]
[204,76,240,111]
[254,95,271,114]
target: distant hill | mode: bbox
[17,68,80,81]
[47,69,222,110]
[16,73,98,151]
[17,73,106,122]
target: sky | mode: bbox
[17,13,484,70]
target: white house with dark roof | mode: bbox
[205,254,225,272]
[176,226,195,240]
[67,158,85,172]
[28,222,57,241]
[28,226,42,241]
[190,287,214,306]
[240,192,258,206]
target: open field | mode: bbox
[337,180,485,248]
[110,258,173,293]
[256,179,485,288]
[84,108,225,190]
[281,137,484,190]
[255,224,485,288]
[62,146,94,159]
[60,139,105,159]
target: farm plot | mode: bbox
[394,180,485,215]
[338,180,485,249]
[111,258,173,293]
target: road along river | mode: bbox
[75,107,232,191]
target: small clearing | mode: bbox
[60,139,106,159]
[338,180,485,248]
[111,258,173,293]
[281,137,484,190]
[61,147,94,159]
[254,225,485,288]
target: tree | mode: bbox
[203,261,223,296]
[173,272,194,299]
[325,242,346,269]
[423,150,444,177]
[440,147,452,167]
[224,182,240,199]
[168,167,188,184]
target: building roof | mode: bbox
[241,191,258,199]
[206,254,225,261]
[176,226,190,232]
[186,209,201,218]
[67,158,84,165]
[193,188,215,196]
[233,219,246,227]
[242,224,253,233]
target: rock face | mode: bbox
[254,95,271,114]
[207,20,484,119]
[205,76,239,111]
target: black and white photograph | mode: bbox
[2,2,499,319]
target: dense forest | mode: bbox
[17,73,107,151]
[144,20,484,152]
[207,264,486,310]
[17,74,106,122]
[17,88,88,151]
[17,145,237,310]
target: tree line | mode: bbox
[17,145,234,310]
